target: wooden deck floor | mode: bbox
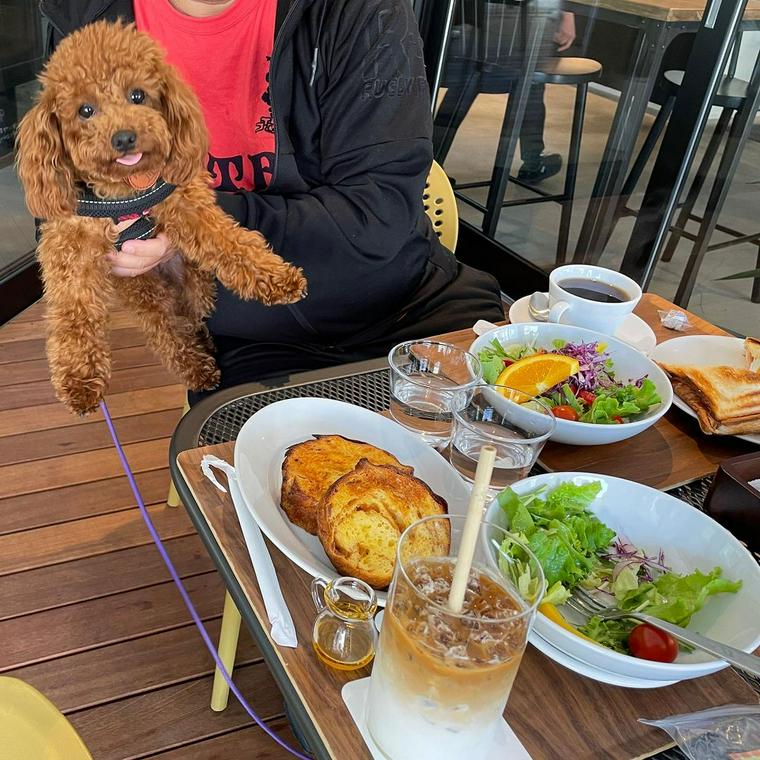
[0,301,295,758]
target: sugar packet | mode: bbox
[658,308,692,332]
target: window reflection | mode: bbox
[0,0,44,275]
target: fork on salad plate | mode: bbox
[566,587,760,677]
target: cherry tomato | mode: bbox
[578,390,596,406]
[551,405,580,421]
[628,624,678,663]
[613,415,625,424]
[502,359,514,367]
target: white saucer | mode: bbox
[342,677,532,760]
[529,632,677,689]
[651,336,760,446]
[508,294,657,355]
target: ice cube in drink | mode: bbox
[367,557,528,760]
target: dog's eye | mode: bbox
[78,104,95,120]
[129,89,146,105]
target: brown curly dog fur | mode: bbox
[16,20,307,416]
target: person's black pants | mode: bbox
[432,58,546,165]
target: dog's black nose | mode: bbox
[111,130,137,152]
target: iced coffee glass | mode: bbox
[366,515,544,760]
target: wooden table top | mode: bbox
[175,292,758,760]
[568,0,760,23]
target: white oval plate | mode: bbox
[651,335,760,446]
[469,323,673,446]
[485,472,760,683]
[233,398,471,606]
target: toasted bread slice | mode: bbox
[317,459,449,589]
[280,435,413,534]
[745,337,760,373]
[659,362,760,435]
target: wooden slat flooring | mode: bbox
[0,300,293,758]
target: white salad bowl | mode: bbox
[485,472,760,683]
[469,323,672,445]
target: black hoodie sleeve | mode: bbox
[215,0,434,271]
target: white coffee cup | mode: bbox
[548,264,642,335]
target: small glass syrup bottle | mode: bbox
[311,576,378,671]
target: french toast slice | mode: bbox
[317,459,449,589]
[280,435,413,534]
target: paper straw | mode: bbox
[447,444,497,613]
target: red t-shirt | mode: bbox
[134,0,276,192]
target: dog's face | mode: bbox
[52,57,173,186]
[16,21,208,218]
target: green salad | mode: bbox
[497,480,743,657]
[479,337,661,424]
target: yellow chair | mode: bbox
[423,159,459,253]
[206,159,461,712]
[0,677,92,760]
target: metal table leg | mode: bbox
[572,19,670,263]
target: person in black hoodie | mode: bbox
[40,0,503,402]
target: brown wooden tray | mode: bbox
[177,443,757,760]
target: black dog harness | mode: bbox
[75,178,176,251]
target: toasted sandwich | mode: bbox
[659,363,760,435]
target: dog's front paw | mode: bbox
[183,354,221,392]
[258,266,308,306]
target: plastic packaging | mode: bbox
[640,705,760,760]
[658,308,693,332]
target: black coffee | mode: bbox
[557,278,630,304]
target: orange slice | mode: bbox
[495,353,580,397]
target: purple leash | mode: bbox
[99,400,311,760]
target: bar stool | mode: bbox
[615,68,760,306]
[438,57,601,265]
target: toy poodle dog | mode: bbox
[16,20,307,416]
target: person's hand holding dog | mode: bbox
[107,220,175,277]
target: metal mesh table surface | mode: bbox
[195,367,759,759]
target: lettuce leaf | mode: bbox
[498,481,606,587]
[498,488,536,536]
[565,514,617,555]
[544,480,602,515]
[619,566,742,626]
[480,352,506,385]
[578,616,634,653]
[543,581,571,606]
[581,379,662,423]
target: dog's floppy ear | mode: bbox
[15,99,76,219]
[160,61,208,187]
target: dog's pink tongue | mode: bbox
[115,152,143,166]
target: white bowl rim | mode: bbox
[490,470,760,675]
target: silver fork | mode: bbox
[566,587,760,677]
